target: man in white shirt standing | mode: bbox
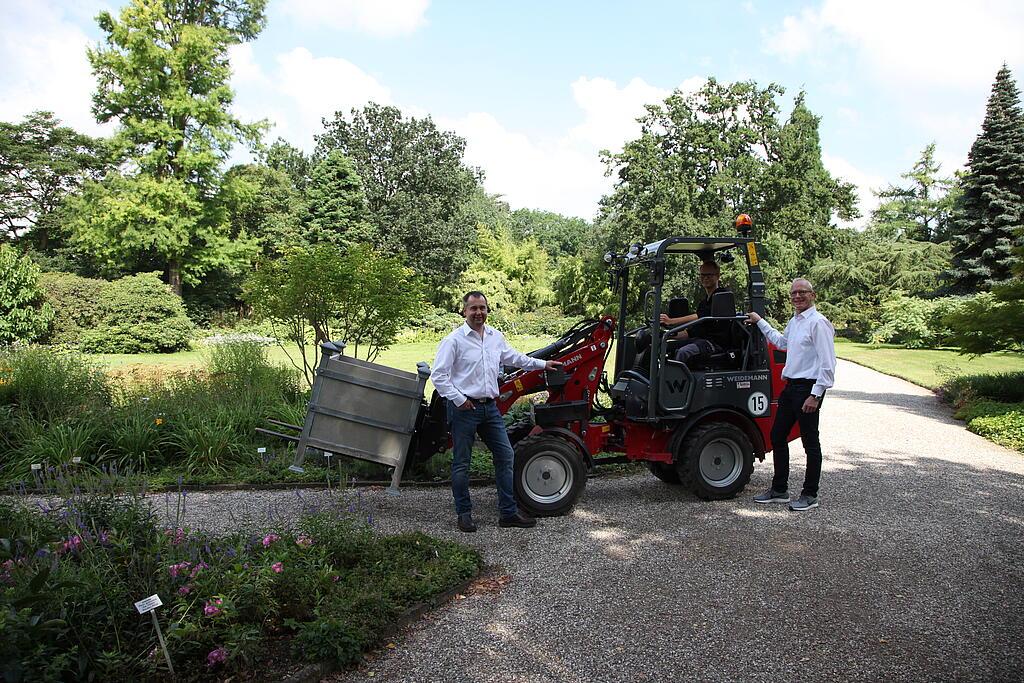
[746,278,836,511]
[431,291,563,532]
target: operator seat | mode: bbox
[631,297,691,374]
[690,290,743,371]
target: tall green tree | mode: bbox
[220,163,306,258]
[68,0,267,294]
[0,243,54,344]
[315,104,480,303]
[0,111,109,251]
[508,208,593,260]
[305,151,375,248]
[945,65,1024,293]
[459,224,554,314]
[870,143,957,242]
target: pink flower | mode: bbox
[164,528,186,545]
[189,561,209,578]
[331,574,340,583]
[262,533,280,547]
[206,647,228,668]
[168,561,192,579]
[271,561,284,573]
[177,585,192,596]
[61,535,84,554]
[203,598,223,617]
[295,535,313,549]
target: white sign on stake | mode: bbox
[72,457,82,464]
[257,447,267,454]
[134,594,163,614]
[31,463,42,471]
[135,594,175,675]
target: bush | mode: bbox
[0,243,54,344]
[37,271,108,345]
[0,493,480,681]
[80,272,194,353]
[939,371,1024,406]
[953,400,1024,453]
[869,293,970,348]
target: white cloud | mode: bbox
[764,0,1024,88]
[822,153,886,229]
[280,0,429,37]
[442,76,691,219]
[231,47,392,148]
[0,1,109,135]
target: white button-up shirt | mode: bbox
[431,322,547,406]
[756,306,836,398]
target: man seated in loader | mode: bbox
[660,259,732,366]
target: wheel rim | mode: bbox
[521,452,573,504]
[698,438,743,487]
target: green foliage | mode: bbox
[80,272,194,353]
[245,244,424,383]
[72,0,268,293]
[489,306,585,337]
[460,225,554,314]
[0,347,110,424]
[306,151,375,248]
[868,294,968,348]
[507,208,594,259]
[944,273,1024,354]
[0,110,109,250]
[0,493,479,680]
[316,104,479,303]
[870,143,958,243]
[812,235,951,339]
[220,163,306,258]
[553,253,617,317]
[0,244,54,344]
[940,371,1024,405]
[37,271,107,345]
[945,65,1024,293]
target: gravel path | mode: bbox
[173,359,1024,682]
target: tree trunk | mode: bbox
[168,261,183,296]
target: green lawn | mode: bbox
[835,339,1024,389]
[93,335,554,382]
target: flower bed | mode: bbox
[0,492,480,681]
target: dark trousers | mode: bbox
[674,338,719,363]
[769,380,824,497]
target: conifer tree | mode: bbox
[945,65,1024,293]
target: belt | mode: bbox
[784,377,816,385]
[466,397,494,404]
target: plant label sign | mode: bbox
[31,463,42,471]
[71,457,82,464]
[134,594,163,614]
[257,447,267,454]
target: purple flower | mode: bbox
[168,561,192,579]
[206,647,228,667]
[177,585,192,596]
[261,533,280,548]
[271,561,284,573]
[295,535,313,549]
[203,598,223,617]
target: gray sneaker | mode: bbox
[788,495,819,511]
[753,489,790,504]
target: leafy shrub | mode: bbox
[0,493,479,681]
[939,371,1024,406]
[869,293,970,348]
[401,307,465,341]
[0,243,54,344]
[81,272,194,353]
[37,271,108,345]
[493,306,584,336]
[953,400,1024,452]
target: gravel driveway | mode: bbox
[176,359,1024,682]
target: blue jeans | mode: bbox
[447,400,518,517]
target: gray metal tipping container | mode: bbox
[291,342,430,492]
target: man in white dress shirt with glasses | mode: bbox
[746,278,836,511]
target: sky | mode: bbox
[2,0,1023,228]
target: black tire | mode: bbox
[513,434,587,517]
[646,461,682,485]
[506,419,535,448]
[677,423,754,501]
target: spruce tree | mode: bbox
[945,65,1024,293]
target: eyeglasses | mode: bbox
[698,273,719,278]
[790,290,814,297]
